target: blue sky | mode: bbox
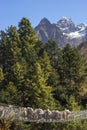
[0,0,87,30]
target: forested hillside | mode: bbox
[0,17,87,130]
[78,42,87,64]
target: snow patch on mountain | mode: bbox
[58,18,87,39]
[66,31,84,39]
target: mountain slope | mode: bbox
[78,42,87,63]
[35,18,65,47]
[35,17,87,48]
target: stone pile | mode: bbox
[0,104,71,122]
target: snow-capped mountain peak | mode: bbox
[57,17,74,28]
[35,17,87,47]
[56,17,76,34]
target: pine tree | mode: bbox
[62,44,85,96]
[30,62,57,109]
[18,17,37,46]
[45,40,60,68]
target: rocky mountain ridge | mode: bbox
[35,17,87,48]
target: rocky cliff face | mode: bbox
[35,17,87,48]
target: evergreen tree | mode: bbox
[45,40,60,68]
[45,39,63,87]
[30,62,57,109]
[0,30,8,72]
[34,40,44,58]
[39,51,52,82]
[0,26,21,82]
[62,44,85,97]
[18,17,37,46]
